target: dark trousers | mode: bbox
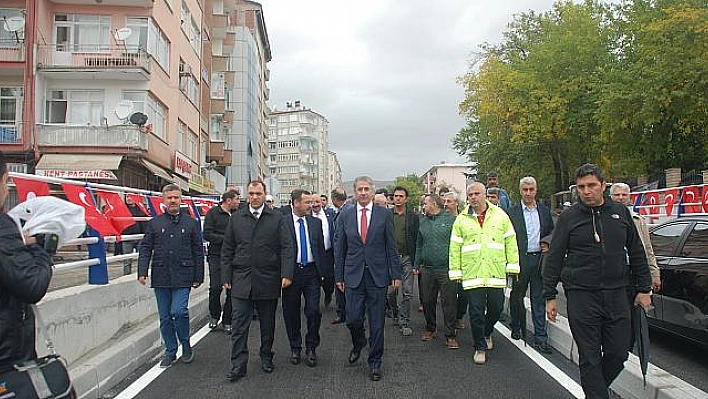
[321,249,335,302]
[346,269,386,369]
[456,282,467,320]
[466,287,504,350]
[282,264,322,351]
[510,253,547,343]
[335,280,347,321]
[230,297,278,373]
[566,288,631,399]
[420,269,457,337]
[208,254,231,324]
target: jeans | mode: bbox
[154,287,191,356]
[466,287,504,350]
[386,255,413,327]
[510,253,547,344]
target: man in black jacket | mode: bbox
[138,184,204,368]
[508,176,554,353]
[0,150,54,372]
[203,190,240,332]
[543,164,652,399]
[221,181,294,382]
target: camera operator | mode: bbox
[0,150,55,371]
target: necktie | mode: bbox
[360,207,368,244]
[253,211,259,219]
[298,218,308,264]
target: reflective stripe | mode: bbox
[461,243,482,253]
[450,235,464,243]
[506,263,520,273]
[504,229,515,238]
[461,277,507,289]
[461,278,484,289]
[449,270,463,279]
[487,242,505,250]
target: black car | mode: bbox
[648,216,708,347]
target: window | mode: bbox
[0,87,21,143]
[0,9,24,48]
[124,91,167,140]
[46,90,103,125]
[177,121,186,153]
[210,114,223,141]
[179,59,199,104]
[54,14,111,52]
[200,134,207,166]
[180,1,201,54]
[681,223,708,259]
[211,73,225,99]
[147,20,169,69]
[650,222,690,256]
[189,130,198,160]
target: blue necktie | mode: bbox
[298,218,308,265]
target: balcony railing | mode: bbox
[0,123,22,144]
[0,45,25,62]
[36,124,148,151]
[36,45,150,73]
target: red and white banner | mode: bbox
[642,192,660,215]
[703,186,708,214]
[149,196,168,216]
[96,190,135,234]
[663,189,679,216]
[61,184,118,236]
[126,193,150,217]
[11,176,50,202]
[681,186,701,214]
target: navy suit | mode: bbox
[313,209,336,302]
[282,214,326,352]
[508,202,554,344]
[334,203,401,370]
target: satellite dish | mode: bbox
[114,100,134,120]
[129,112,148,127]
[3,16,25,33]
[114,27,132,41]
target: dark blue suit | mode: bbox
[508,202,554,344]
[334,203,401,369]
[313,209,336,304]
[282,214,326,352]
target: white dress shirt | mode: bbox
[313,210,331,250]
[356,202,373,237]
[292,213,314,264]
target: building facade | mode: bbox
[0,0,279,195]
[268,101,331,205]
[420,162,474,196]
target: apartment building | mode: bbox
[420,162,474,195]
[0,0,239,194]
[267,101,332,205]
[327,150,342,192]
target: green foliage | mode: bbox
[455,0,708,193]
[393,174,425,211]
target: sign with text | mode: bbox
[36,170,117,180]
[173,151,193,179]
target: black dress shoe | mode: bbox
[305,349,317,367]
[370,367,382,381]
[226,369,245,383]
[534,342,553,354]
[331,317,344,325]
[511,330,522,340]
[261,359,274,373]
[348,348,361,364]
[289,350,301,365]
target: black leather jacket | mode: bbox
[0,213,53,370]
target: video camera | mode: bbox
[33,233,60,255]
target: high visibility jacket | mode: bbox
[449,202,520,290]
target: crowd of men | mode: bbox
[135,165,655,399]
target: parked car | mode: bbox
[648,216,708,347]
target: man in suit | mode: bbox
[282,189,326,367]
[330,186,349,324]
[221,181,294,382]
[508,176,555,353]
[334,176,402,381]
[312,193,335,308]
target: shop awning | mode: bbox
[35,154,123,180]
[141,159,174,182]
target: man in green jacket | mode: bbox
[449,182,520,365]
[415,194,459,349]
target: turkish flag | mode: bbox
[183,199,198,219]
[12,177,50,202]
[96,190,135,234]
[703,186,708,214]
[126,193,150,217]
[644,192,660,215]
[62,184,118,237]
[664,189,679,216]
[682,186,701,213]
[149,196,167,216]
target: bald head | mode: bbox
[466,182,488,213]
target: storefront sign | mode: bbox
[36,170,117,180]
[174,151,193,179]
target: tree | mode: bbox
[393,174,425,211]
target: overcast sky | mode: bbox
[261,0,558,181]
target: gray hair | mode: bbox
[353,176,375,191]
[486,186,500,196]
[610,182,630,194]
[162,184,181,194]
[519,176,537,190]
[443,192,458,202]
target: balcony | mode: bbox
[210,13,229,39]
[207,141,232,166]
[36,124,148,151]
[47,0,153,6]
[36,45,150,81]
[0,123,22,144]
[0,46,25,62]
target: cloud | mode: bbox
[261,0,558,180]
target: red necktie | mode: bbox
[360,207,368,244]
